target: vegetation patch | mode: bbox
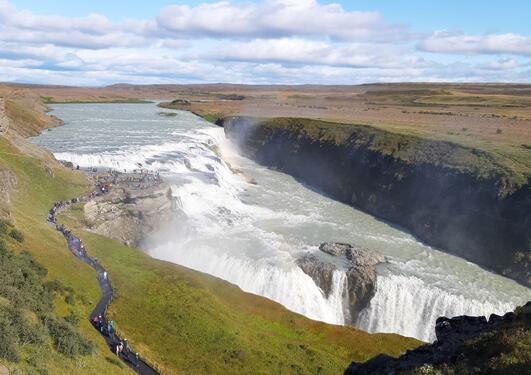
[0,220,93,369]
[0,136,131,374]
[157,111,177,117]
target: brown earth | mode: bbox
[5,82,528,145]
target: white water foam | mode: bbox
[31,104,531,343]
[356,273,519,341]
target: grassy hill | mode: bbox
[0,136,133,374]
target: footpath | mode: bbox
[48,173,161,375]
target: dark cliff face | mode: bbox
[344,302,531,374]
[296,243,385,324]
[223,117,531,287]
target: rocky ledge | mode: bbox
[84,175,178,247]
[345,301,531,374]
[297,242,384,323]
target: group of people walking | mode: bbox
[47,181,157,374]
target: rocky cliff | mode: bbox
[345,301,531,374]
[297,242,384,323]
[223,117,531,287]
[84,182,178,247]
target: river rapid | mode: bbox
[32,103,531,342]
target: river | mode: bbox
[31,103,531,342]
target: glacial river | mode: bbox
[32,103,531,342]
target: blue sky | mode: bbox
[2,0,531,85]
[12,0,531,34]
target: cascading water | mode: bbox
[32,103,531,342]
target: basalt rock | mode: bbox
[297,242,384,323]
[297,254,336,297]
[344,301,531,375]
[84,182,178,248]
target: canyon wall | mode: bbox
[223,117,531,287]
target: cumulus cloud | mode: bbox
[419,31,531,56]
[155,0,406,41]
[210,38,422,69]
[0,0,150,49]
[0,0,529,85]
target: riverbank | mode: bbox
[222,116,530,287]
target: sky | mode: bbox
[1,0,531,85]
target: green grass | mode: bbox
[58,204,421,375]
[245,117,530,188]
[202,112,225,124]
[0,137,133,374]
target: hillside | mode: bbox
[0,91,421,373]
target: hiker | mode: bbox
[135,352,139,367]
[103,271,107,280]
[123,338,129,355]
[107,321,113,338]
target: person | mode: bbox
[103,271,107,280]
[99,315,105,333]
[91,315,99,328]
[115,342,120,356]
[107,321,113,338]
[135,352,139,368]
[123,338,129,355]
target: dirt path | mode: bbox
[48,196,160,375]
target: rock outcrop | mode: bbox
[84,182,178,247]
[0,167,17,221]
[0,98,9,134]
[224,116,531,287]
[297,242,384,323]
[345,301,531,374]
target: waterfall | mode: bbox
[150,239,348,325]
[33,103,531,344]
[355,273,521,342]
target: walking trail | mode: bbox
[48,182,161,375]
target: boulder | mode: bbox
[84,182,178,248]
[297,242,385,323]
[297,254,336,297]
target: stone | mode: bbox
[297,242,385,323]
[84,179,178,248]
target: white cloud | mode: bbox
[155,0,406,42]
[210,38,422,69]
[0,0,529,85]
[419,31,531,56]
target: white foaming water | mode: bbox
[32,103,531,342]
[356,272,517,341]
